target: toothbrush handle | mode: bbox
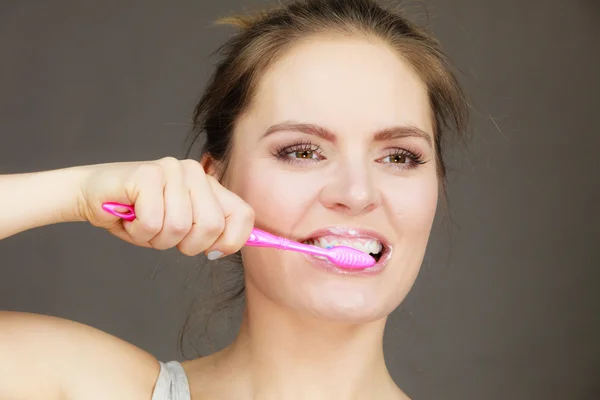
[247,229,329,258]
[102,202,291,249]
[102,202,136,222]
[246,228,291,249]
[101,202,328,257]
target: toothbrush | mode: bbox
[102,202,376,269]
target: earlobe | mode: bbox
[200,153,222,179]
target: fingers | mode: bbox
[176,160,225,256]
[123,163,166,244]
[102,157,253,258]
[203,175,255,258]
[145,158,193,250]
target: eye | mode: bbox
[274,141,324,163]
[291,149,319,160]
[377,148,426,170]
[385,153,409,164]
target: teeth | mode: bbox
[303,237,383,255]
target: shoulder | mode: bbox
[0,311,161,400]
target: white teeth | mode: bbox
[303,238,383,255]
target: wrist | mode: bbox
[0,165,94,239]
[23,166,93,226]
[57,166,91,223]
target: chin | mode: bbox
[242,247,420,325]
[307,303,394,324]
[297,281,404,324]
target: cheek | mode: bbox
[229,160,321,235]
[384,172,439,233]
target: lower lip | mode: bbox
[302,246,392,276]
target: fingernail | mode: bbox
[207,251,224,260]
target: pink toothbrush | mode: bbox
[102,202,376,269]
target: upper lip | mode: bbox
[298,226,391,248]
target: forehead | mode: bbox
[243,34,434,137]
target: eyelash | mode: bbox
[273,141,324,163]
[272,140,427,170]
[379,148,427,170]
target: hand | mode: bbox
[77,157,254,258]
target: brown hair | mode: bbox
[181,0,469,355]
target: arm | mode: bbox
[0,167,88,240]
[0,311,160,400]
[0,167,161,399]
[0,159,250,398]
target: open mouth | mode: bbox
[301,235,388,263]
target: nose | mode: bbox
[319,162,382,216]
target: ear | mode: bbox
[200,153,222,179]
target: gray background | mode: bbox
[1,1,599,399]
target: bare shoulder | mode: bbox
[0,311,160,400]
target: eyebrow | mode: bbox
[261,121,433,148]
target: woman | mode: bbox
[0,0,468,399]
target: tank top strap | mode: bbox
[152,361,191,400]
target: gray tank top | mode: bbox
[152,361,191,400]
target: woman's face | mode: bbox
[224,35,438,323]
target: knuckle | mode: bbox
[177,243,201,257]
[181,158,203,172]
[139,219,162,235]
[166,218,192,235]
[159,156,179,165]
[217,237,244,254]
[150,241,171,251]
[176,230,213,256]
[158,156,181,171]
[240,203,255,223]
[203,217,225,238]
[181,159,206,182]
[136,163,164,183]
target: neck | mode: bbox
[216,283,400,400]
